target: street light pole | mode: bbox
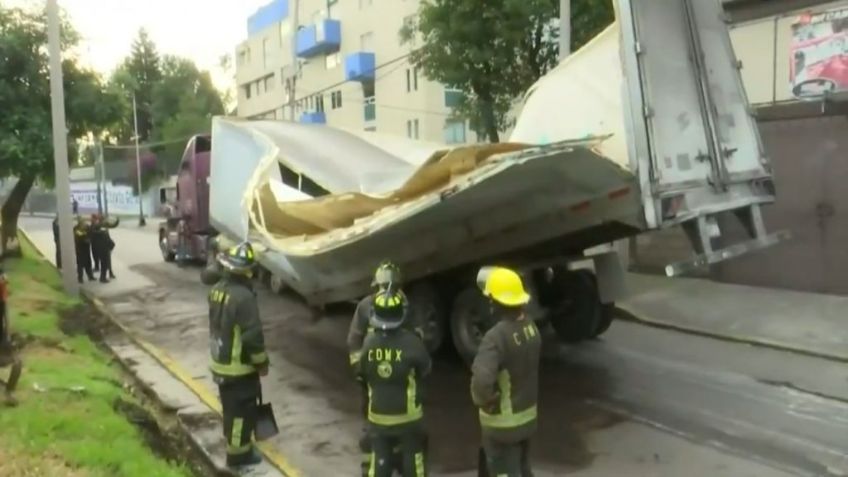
[559,0,571,61]
[46,0,79,295]
[132,93,146,226]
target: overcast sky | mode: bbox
[8,0,269,91]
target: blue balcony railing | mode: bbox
[296,19,341,58]
[247,0,288,36]
[299,111,326,124]
[345,52,376,82]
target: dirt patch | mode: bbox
[59,303,116,340]
[0,443,90,477]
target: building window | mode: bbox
[407,119,419,139]
[325,52,340,69]
[444,88,463,107]
[413,67,419,91]
[406,69,411,92]
[407,68,419,92]
[315,94,325,113]
[443,120,466,144]
[331,91,343,109]
[264,74,275,92]
[360,31,374,51]
[243,84,252,99]
[263,37,272,68]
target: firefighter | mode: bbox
[208,241,269,468]
[348,261,424,475]
[358,289,431,477]
[73,216,95,283]
[471,266,541,477]
[0,267,22,407]
[90,214,117,283]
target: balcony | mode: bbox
[296,19,341,58]
[345,52,376,82]
[299,111,326,124]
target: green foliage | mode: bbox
[402,0,614,142]
[111,29,161,142]
[0,239,191,477]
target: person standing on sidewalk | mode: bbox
[358,289,431,477]
[73,217,95,283]
[348,260,424,475]
[0,267,22,406]
[471,266,541,477]
[208,241,269,468]
[52,215,61,269]
[90,214,118,283]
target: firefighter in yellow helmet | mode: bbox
[348,260,424,475]
[471,266,541,477]
[208,242,269,468]
[357,289,431,477]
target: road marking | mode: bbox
[19,226,303,477]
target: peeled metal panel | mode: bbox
[690,0,769,177]
[628,0,715,188]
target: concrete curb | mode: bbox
[615,305,848,363]
[17,227,301,477]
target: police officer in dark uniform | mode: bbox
[471,266,541,477]
[90,214,118,283]
[73,217,95,283]
[208,241,269,468]
[358,289,431,477]
[348,261,424,475]
[0,267,22,407]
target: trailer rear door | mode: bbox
[616,0,788,275]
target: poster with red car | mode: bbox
[790,7,848,98]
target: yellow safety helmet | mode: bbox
[370,290,408,330]
[477,266,530,307]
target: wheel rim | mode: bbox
[159,235,170,259]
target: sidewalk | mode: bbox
[619,273,848,362]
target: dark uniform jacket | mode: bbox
[73,223,90,249]
[89,222,116,257]
[208,277,269,382]
[347,291,422,369]
[471,316,541,443]
[358,329,431,431]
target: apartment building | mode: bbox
[235,0,469,144]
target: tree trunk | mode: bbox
[1,174,36,258]
[480,97,500,143]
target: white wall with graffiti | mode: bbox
[69,181,162,217]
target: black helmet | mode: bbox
[369,290,408,331]
[218,241,256,275]
[372,260,402,290]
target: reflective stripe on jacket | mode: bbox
[208,277,268,379]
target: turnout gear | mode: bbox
[73,218,95,283]
[207,271,269,467]
[218,242,256,276]
[358,318,431,477]
[477,266,531,307]
[0,268,22,406]
[471,267,541,477]
[90,215,117,283]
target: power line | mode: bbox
[293,53,411,102]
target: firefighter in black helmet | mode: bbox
[208,241,269,468]
[471,266,541,477]
[348,260,424,475]
[358,289,431,477]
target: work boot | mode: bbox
[3,392,18,407]
[226,447,262,468]
[99,278,109,283]
[109,272,116,279]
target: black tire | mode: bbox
[549,269,601,343]
[593,303,615,338]
[450,287,496,365]
[159,231,175,262]
[406,281,447,354]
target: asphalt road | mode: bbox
[21,217,848,476]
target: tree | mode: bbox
[0,6,124,255]
[401,0,614,142]
[111,28,161,142]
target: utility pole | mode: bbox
[99,140,109,217]
[46,0,79,295]
[94,143,103,215]
[559,0,571,61]
[288,0,300,121]
[132,93,146,226]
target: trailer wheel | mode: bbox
[406,281,447,354]
[549,269,601,343]
[593,304,615,338]
[268,274,287,295]
[450,287,496,365]
[159,231,175,262]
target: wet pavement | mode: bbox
[21,217,848,476]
